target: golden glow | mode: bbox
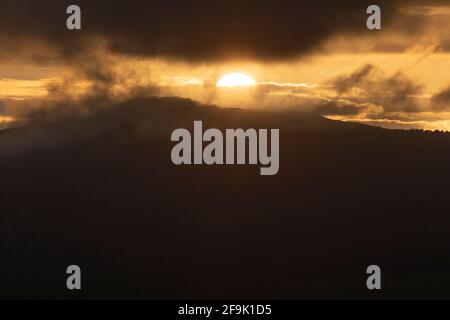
[4,49,450,130]
[0,78,56,99]
[216,73,256,88]
[0,116,16,125]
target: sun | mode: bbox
[216,73,256,88]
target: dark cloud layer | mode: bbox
[0,0,403,62]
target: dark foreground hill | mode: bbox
[1,96,450,299]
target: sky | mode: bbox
[2,0,450,130]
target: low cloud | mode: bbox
[331,64,424,113]
[432,87,450,111]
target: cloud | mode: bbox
[401,5,450,16]
[315,100,363,116]
[333,65,375,94]
[0,0,403,63]
[331,64,424,113]
[432,87,450,111]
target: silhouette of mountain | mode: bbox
[1,96,450,299]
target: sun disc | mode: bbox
[216,73,256,88]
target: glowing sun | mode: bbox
[216,73,256,88]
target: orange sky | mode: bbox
[1,3,450,131]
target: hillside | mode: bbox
[1,96,450,299]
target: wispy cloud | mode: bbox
[401,6,450,16]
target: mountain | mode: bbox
[1,96,450,299]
